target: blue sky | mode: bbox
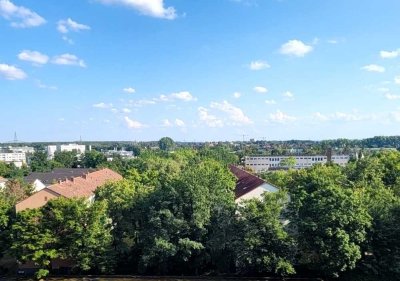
[1,0,400,142]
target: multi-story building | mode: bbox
[0,150,27,168]
[46,143,86,159]
[244,155,350,173]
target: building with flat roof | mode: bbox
[46,143,86,159]
[244,155,350,173]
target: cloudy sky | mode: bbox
[1,0,400,142]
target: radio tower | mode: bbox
[13,132,18,143]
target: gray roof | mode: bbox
[24,168,94,185]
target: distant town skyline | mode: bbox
[1,0,400,141]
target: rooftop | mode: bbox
[229,165,266,199]
[24,168,94,185]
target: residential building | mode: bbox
[24,168,93,192]
[229,165,278,203]
[0,149,27,168]
[16,168,122,212]
[244,154,350,173]
[46,143,86,159]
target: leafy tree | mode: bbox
[81,150,107,168]
[279,156,296,169]
[158,137,175,151]
[235,191,295,276]
[287,167,371,277]
[29,151,56,172]
[9,209,58,280]
[53,150,79,168]
[41,198,114,273]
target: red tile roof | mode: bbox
[47,168,122,199]
[229,165,266,199]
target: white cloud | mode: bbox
[18,50,48,65]
[253,86,268,93]
[210,101,252,125]
[175,118,185,127]
[249,60,270,70]
[333,112,365,121]
[0,0,46,28]
[123,87,136,94]
[52,54,86,67]
[122,108,131,113]
[385,93,400,100]
[198,107,224,128]
[57,18,90,33]
[124,116,144,129]
[313,112,329,122]
[233,92,241,98]
[36,80,57,90]
[380,50,399,59]
[96,0,177,20]
[362,64,385,73]
[93,102,113,109]
[170,91,196,101]
[62,35,74,44]
[327,39,338,44]
[268,110,297,123]
[283,91,294,100]
[265,99,276,105]
[0,63,26,80]
[395,75,400,85]
[162,119,173,127]
[280,40,313,57]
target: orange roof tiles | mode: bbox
[47,168,122,199]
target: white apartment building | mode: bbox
[8,146,35,154]
[244,155,350,172]
[47,144,86,159]
[0,151,27,167]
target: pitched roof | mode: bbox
[229,165,266,199]
[24,168,94,185]
[47,168,122,198]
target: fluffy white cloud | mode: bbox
[18,50,48,65]
[170,91,196,101]
[124,116,144,129]
[380,50,399,59]
[93,102,113,109]
[265,99,276,105]
[122,108,131,113]
[283,91,294,100]
[52,54,86,67]
[253,86,268,93]
[249,60,270,70]
[313,112,329,121]
[123,87,136,93]
[362,64,385,73]
[96,0,177,20]
[175,118,185,127]
[57,18,90,33]
[233,92,241,98]
[395,75,400,85]
[333,112,365,121]
[385,93,400,100]
[198,107,224,128]
[268,110,296,123]
[162,119,173,127]
[210,101,252,125]
[0,63,26,80]
[280,40,313,57]
[157,91,197,102]
[0,0,46,28]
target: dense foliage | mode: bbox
[1,147,400,280]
